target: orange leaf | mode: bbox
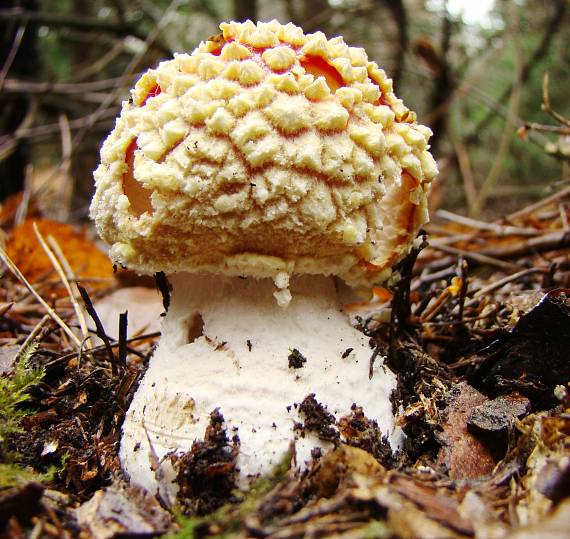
[5,219,114,290]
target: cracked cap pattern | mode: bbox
[90,20,438,292]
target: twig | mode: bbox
[0,108,116,148]
[464,0,567,144]
[0,23,26,89]
[420,288,452,323]
[0,302,14,316]
[435,209,541,236]
[71,40,125,82]
[1,74,139,95]
[0,99,39,163]
[33,224,83,347]
[0,247,82,349]
[414,266,455,286]
[420,229,570,274]
[46,234,93,349]
[77,285,117,370]
[14,164,32,225]
[559,204,569,231]
[430,243,522,271]
[465,268,543,308]
[478,230,570,259]
[456,258,469,322]
[15,314,50,361]
[0,7,171,55]
[71,0,183,150]
[471,6,522,217]
[368,345,384,380]
[118,311,128,367]
[541,73,570,127]
[506,182,570,221]
[47,331,160,366]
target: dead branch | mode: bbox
[422,229,570,274]
[0,7,172,56]
[465,0,567,143]
[1,74,138,95]
[379,0,408,91]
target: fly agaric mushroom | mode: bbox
[90,20,437,496]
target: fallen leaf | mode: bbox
[5,218,114,290]
[75,483,171,539]
[435,382,496,480]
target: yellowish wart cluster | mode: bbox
[90,20,437,299]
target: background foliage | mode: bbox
[1,0,568,219]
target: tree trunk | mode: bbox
[234,0,257,22]
[0,0,40,202]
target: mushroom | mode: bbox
[90,20,438,496]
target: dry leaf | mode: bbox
[5,218,114,289]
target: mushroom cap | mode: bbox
[90,20,437,288]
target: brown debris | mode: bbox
[338,405,395,468]
[287,348,307,369]
[174,409,240,515]
[472,289,570,407]
[75,483,171,539]
[467,393,531,435]
[0,482,44,529]
[296,393,340,444]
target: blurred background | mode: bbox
[0,0,568,223]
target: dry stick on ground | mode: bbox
[32,223,89,345]
[453,140,477,214]
[0,247,82,349]
[15,314,50,360]
[420,229,570,274]
[430,243,522,271]
[77,284,117,371]
[45,233,93,349]
[506,182,570,221]
[435,209,541,236]
[47,331,160,367]
[464,267,544,309]
[559,204,569,230]
[0,302,14,317]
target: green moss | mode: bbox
[0,342,44,446]
[0,342,52,488]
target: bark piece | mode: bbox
[75,483,171,539]
[436,382,496,480]
[467,393,531,435]
[474,289,570,407]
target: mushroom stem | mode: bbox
[120,273,400,496]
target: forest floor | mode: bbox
[0,185,569,538]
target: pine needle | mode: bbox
[0,245,82,349]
